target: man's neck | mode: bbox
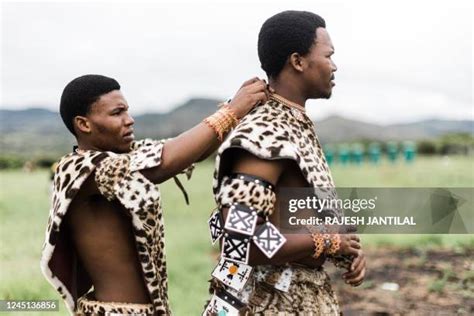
[76,141,101,152]
[269,77,307,108]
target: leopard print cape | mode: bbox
[40,139,188,315]
[213,98,341,217]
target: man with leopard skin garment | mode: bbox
[205,11,366,315]
[40,74,270,315]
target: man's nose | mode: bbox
[125,114,135,126]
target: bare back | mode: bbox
[65,175,150,303]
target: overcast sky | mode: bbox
[1,0,472,124]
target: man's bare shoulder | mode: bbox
[230,148,288,185]
[73,171,100,199]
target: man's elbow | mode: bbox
[140,157,175,184]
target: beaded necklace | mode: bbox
[269,93,306,121]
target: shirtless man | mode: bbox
[205,11,366,315]
[40,74,270,315]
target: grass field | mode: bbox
[0,156,473,315]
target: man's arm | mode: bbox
[221,150,362,266]
[141,78,269,183]
[221,150,316,265]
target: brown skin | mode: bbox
[65,77,270,303]
[223,27,366,285]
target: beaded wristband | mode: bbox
[310,232,341,258]
[311,233,326,258]
[327,234,341,255]
[203,105,239,141]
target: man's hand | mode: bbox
[228,77,270,119]
[335,234,361,257]
[342,248,366,287]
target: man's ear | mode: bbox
[288,52,305,73]
[74,116,91,134]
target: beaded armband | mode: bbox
[207,173,285,265]
[216,173,276,217]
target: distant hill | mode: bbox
[1,99,472,157]
[315,116,473,143]
[134,98,220,139]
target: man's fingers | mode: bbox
[345,256,364,279]
[345,246,359,257]
[350,250,362,271]
[345,271,364,285]
[344,262,362,279]
[241,77,260,88]
[264,87,271,100]
[347,267,366,286]
[247,80,267,93]
[349,234,360,243]
[252,92,268,105]
[350,240,361,250]
[245,80,266,92]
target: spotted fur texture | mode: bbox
[77,292,154,315]
[213,99,341,218]
[40,139,171,315]
[247,265,339,315]
[209,265,339,315]
[217,176,276,216]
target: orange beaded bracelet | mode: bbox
[203,104,239,141]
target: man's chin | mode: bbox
[313,90,332,99]
[322,87,333,99]
[118,145,132,153]
[110,143,132,154]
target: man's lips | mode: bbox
[123,130,135,141]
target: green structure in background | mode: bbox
[387,141,399,163]
[326,141,416,165]
[324,145,335,165]
[368,142,381,164]
[338,144,350,165]
[350,143,364,165]
[403,141,416,163]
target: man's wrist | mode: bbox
[203,105,239,141]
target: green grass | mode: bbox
[330,155,474,187]
[0,156,473,315]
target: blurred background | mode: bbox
[1,0,473,315]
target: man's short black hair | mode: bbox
[60,74,120,135]
[258,10,326,78]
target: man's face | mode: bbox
[302,27,337,99]
[86,90,135,153]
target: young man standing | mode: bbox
[40,74,269,315]
[205,11,366,315]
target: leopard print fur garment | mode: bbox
[77,291,154,316]
[41,139,190,315]
[217,175,276,216]
[208,264,340,315]
[213,99,342,219]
